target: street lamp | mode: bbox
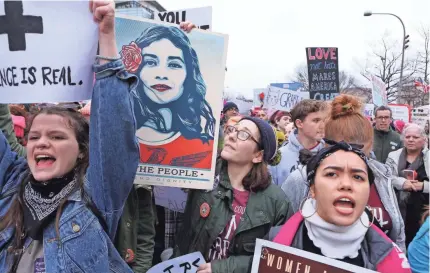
[363,11,408,92]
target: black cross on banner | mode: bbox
[0,0,43,51]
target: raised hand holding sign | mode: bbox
[90,0,118,64]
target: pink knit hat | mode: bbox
[394,120,406,133]
[80,101,91,117]
[11,115,26,138]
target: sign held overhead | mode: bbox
[0,1,98,103]
[306,47,340,101]
[155,6,212,30]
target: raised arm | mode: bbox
[86,0,139,239]
[0,104,26,157]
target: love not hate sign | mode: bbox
[306,47,340,101]
[0,1,98,103]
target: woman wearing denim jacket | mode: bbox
[0,1,139,272]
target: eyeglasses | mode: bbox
[224,125,261,148]
[376,116,391,120]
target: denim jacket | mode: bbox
[0,59,140,272]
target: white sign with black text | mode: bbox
[155,6,212,30]
[265,86,310,112]
[147,252,204,273]
[0,1,98,103]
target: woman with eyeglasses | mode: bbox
[174,117,292,273]
[270,141,411,273]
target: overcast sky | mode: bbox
[161,0,429,97]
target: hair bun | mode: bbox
[330,94,362,119]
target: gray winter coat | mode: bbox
[270,130,324,186]
[386,148,429,192]
[280,158,406,252]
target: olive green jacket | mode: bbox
[0,104,26,157]
[373,127,403,163]
[115,186,156,273]
[174,163,293,273]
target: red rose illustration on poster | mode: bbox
[120,42,142,73]
[259,92,265,107]
[259,92,265,101]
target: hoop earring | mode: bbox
[299,196,317,219]
[360,207,375,228]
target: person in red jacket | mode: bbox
[270,140,411,273]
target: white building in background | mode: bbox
[115,0,166,19]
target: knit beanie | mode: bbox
[393,120,406,134]
[240,116,277,162]
[11,115,26,138]
[223,101,238,113]
[80,101,91,117]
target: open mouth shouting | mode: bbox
[333,196,356,216]
[35,154,56,168]
[151,84,172,92]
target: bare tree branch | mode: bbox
[290,64,364,92]
[289,63,372,102]
[357,35,418,103]
[417,24,430,83]
[290,64,310,91]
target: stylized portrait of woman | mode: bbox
[120,25,216,169]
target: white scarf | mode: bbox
[303,198,369,259]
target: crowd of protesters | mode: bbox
[0,3,428,273]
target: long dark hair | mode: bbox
[132,25,215,143]
[0,107,89,267]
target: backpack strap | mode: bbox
[273,212,303,246]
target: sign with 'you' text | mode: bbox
[0,1,98,103]
[155,6,212,30]
[306,47,340,101]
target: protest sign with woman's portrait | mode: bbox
[116,16,228,189]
